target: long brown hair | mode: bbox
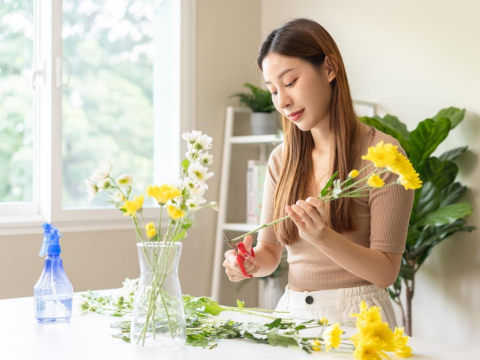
[257,18,359,245]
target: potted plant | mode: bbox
[230,83,280,135]
[359,107,476,336]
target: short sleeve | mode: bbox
[368,140,414,253]
[257,145,283,245]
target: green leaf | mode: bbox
[422,157,458,191]
[417,202,473,227]
[439,182,466,207]
[320,171,338,197]
[236,300,244,309]
[409,118,451,168]
[265,318,283,329]
[433,107,465,129]
[438,146,468,162]
[399,265,414,280]
[413,181,441,224]
[173,229,187,242]
[359,116,410,153]
[182,159,190,173]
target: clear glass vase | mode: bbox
[131,242,186,349]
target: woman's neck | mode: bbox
[310,116,333,154]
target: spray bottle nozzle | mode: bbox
[39,223,62,257]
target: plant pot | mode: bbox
[130,242,186,349]
[258,277,284,310]
[250,112,279,135]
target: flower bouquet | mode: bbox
[227,140,422,243]
[84,130,218,348]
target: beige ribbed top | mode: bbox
[258,124,414,291]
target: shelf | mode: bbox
[229,134,283,144]
[222,223,261,232]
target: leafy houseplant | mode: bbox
[230,83,280,135]
[359,107,476,336]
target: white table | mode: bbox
[1,291,478,360]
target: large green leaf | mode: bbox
[372,114,410,139]
[439,182,466,207]
[411,220,476,261]
[433,107,465,129]
[408,118,451,168]
[413,181,440,224]
[438,146,468,162]
[417,202,473,227]
[422,157,458,191]
[359,116,410,153]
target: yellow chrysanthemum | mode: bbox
[348,169,360,178]
[393,327,413,358]
[146,184,181,205]
[122,194,144,217]
[362,141,398,168]
[167,205,185,220]
[324,323,343,352]
[349,301,383,328]
[387,152,422,190]
[145,222,157,238]
[311,339,322,351]
[398,171,423,190]
[354,322,395,352]
[353,340,385,360]
[367,174,384,188]
[319,317,329,326]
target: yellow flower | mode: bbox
[388,152,423,190]
[167,205,185,220]
[145,222,157,238]
[324,323,343,352]
[362,141,398,168]
[348,169,359,178]
[367,174,384,188]
[398,171,423,190]
[319,317,329,326]
[311,339,322,351]
[349,301,383,328]
[353,340,385,360]
[393,327,413,358]
[146,184,181,205]
[122,194,144,217]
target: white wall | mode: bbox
[261,0,480,346]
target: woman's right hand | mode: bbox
[223,235,261,282]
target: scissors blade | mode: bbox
[223,233,237,252]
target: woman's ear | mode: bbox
[324,55,337,83]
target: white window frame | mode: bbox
[0,0,196,235]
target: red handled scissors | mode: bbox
[223,234,255,278]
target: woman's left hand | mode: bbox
[285,197,327,244]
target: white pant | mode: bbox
[275,284,398,330]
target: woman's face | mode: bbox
[262,52,335,132]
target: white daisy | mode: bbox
[188,163,213,184]
[97,178,111,190]
[110,191,125,203]
[331,179,343,199]
[193,134,213,151]
[200,152,213,166]
[209,201,219,211]
[90,160,114,182]
[116,174,133,187]
[181,130,202,144]
[84,179,98,201]
[186,197,206,210]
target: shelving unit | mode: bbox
[210,106,283,302]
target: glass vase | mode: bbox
[131,242,186,349]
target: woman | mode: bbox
[223,18,414,329]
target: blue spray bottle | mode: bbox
[34,223,73,323]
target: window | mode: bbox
[0,1,35,203]
[0,0,196,234]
